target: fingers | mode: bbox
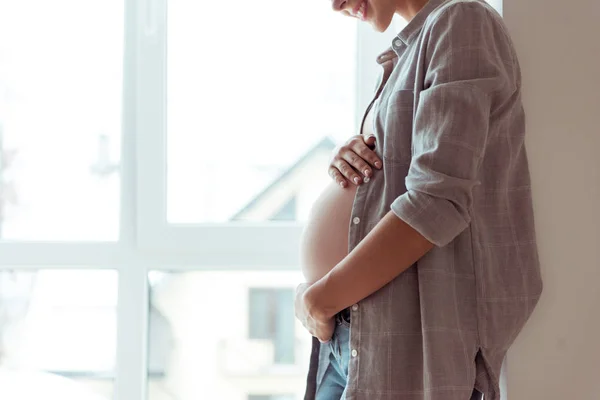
[328,166,348,188]
[331,158,362,185]
[296,283,310,294]
[317,318,336,343]
[363,134,376,147]
[328,135,383,187]
[352,136,382,169]
[341,150,373,179]
[341,137,382,177]
[294,284,309,322]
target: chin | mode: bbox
[369,14,394,33]
[372,22,388,32]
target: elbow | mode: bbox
[391,186,473,248]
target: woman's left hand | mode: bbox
[295,283,335,343]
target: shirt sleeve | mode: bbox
[391,3,516,247]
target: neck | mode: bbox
[396,0,430,21]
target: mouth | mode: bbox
[352,0,368,21]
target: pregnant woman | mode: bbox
[294,0,543,400]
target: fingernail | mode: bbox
[339,181,346,188]
[364,169,370,177]
[375,161,382,169]
[354,177,360,184]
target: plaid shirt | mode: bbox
[304,1,543,399]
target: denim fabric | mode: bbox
[315,317,351,400]
[314,319,484,400]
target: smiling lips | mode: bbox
[352,0,367,21]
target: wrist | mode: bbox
[305,276,339,321]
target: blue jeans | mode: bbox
[315,315,351,400]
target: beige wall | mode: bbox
[504,0,600,398]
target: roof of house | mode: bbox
[229,136,336,221]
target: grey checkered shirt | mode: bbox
[304,1,543,399]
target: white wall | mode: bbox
[504,0,600,398]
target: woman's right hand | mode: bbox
[329,135,382,188]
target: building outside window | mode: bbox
[248,288,296,365]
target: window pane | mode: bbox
[0,269,117,400]
[167,0,357,224]
[147,271,310,400]
[248,288,295,364]
[0,1,123,240]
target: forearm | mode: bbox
[305,210,434,320]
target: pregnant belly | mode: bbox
[299,182,358,283]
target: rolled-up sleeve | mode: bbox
[391,3,514,247]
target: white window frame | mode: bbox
[134,1,392,267]
[0,0,390,399]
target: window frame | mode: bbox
[134,1,395,266]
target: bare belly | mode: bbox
[299,182,358,283]
[301,104,375,283]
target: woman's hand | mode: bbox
[295,283,335,343]
[329,134,382,188]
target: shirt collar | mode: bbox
[376,0,447,62]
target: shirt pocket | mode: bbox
[381,89,415,165]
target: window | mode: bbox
[164,1,357,226]
[0,0,504,399]
[147,272,308,400]
[249,288,296,364]
[0,270,117,399]
[0,0,385,396]
[0,0,122,241]
[269,197,298,222]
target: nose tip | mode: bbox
[331,0,348,11]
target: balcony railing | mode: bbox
[216,337,311,378]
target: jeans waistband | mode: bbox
[336,308,351,324]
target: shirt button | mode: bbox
[363,176,370,183]
[353,217,360,225]
[352,304,359,311]
[351,349,358,357]
[393,39,402,48]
